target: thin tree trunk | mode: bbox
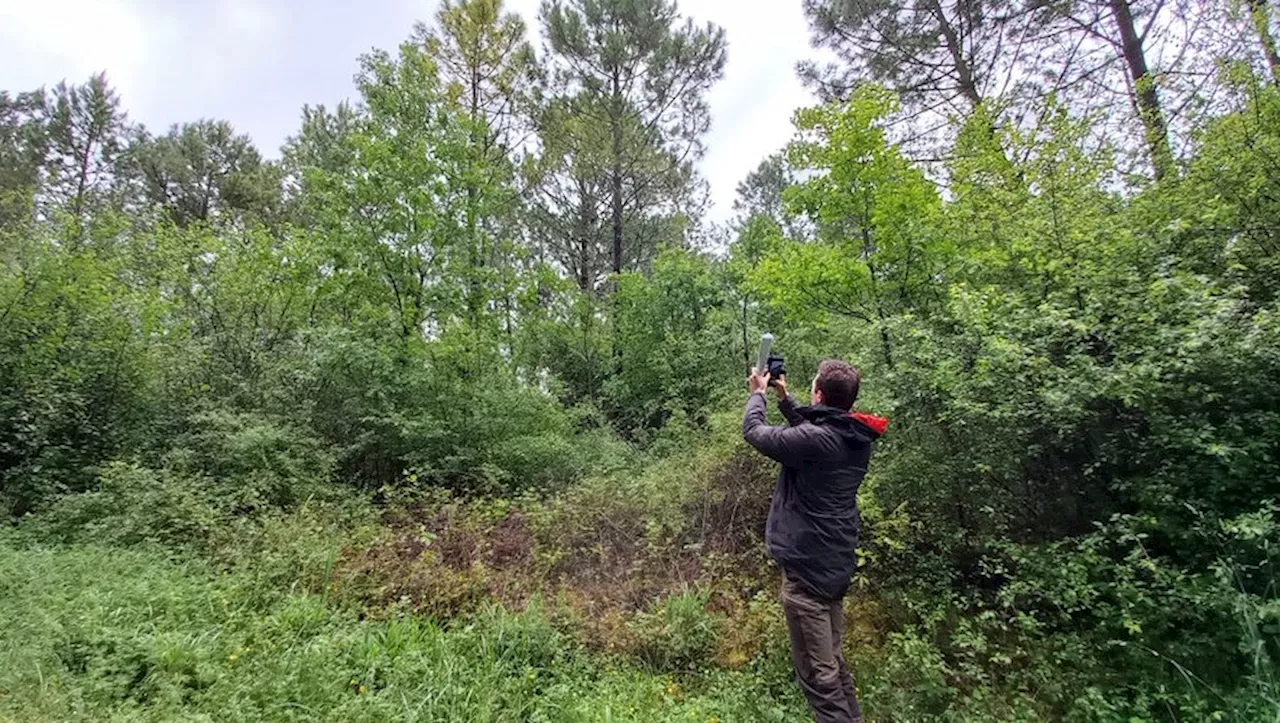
[466,60,483,326]
[1109,0,1175,181]
[72,131,96,221]
[610,70,624,278]
[1248,0,1280,85]
[926,0,982,107]
[576,180,592,292]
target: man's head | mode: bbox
[810,359,860,411]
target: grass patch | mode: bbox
[0,533,809,722]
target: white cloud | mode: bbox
[0,0,152,99]
[686,0,815,223]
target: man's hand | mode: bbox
[747,367,770,395]
[773,374,787,402]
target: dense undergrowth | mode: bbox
[3,406,1278,721]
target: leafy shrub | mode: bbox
[627,589,720,672]
[0,234,154,517]
[31,462,223,548]
[301,326,591,495]
[28,414,342,551]
[166,408,336,511]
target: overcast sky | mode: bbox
[0,0,820,224]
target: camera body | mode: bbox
[766,353,786,384]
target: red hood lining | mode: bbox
[847,411,889,435]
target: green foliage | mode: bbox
[27,411,337,550]
[5,5,1280,720]
[739,81,1280,718]
[300,326,584,494]
[607,248,739,433]
[1168,82,1280,304]
[0,538,810,722]
[750,87,950,374]
[0,227,153,516]
[125,119,285,229]
[537,0,726,280]
[627,589,719,672]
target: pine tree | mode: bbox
[540,0,726,279]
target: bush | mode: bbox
[301,327,592,496]
[31,462,223,548]
[627,589,720,672]
[26,413,344,551]
[166,408,336,511]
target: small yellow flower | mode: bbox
[227,653,238,663]
[358,685,368,694]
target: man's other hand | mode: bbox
[747,367,770,395]
[773,374,787,401]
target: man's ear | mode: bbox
[811,376,822,405]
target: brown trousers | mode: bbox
[781,573,863,723]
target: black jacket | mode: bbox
[743,392,887,601]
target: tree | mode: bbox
[281,101,363,228]
[303,42,477,342]
[284,102,363,180]
[529,90,699,292]
[732,152,799,235]
[41,73,128,227]
[1246,0,1280,84]
[1028,0,1182,181]
[422,0,538,162]
[0,90,47,226]
[607,248,736,431]
[418,0,539,329]
[1107,0,1175,180]
[527,94,612,291]
[750,87,950,369]
[540,0,726,278]
[800,0,1022,115]
[727,153,796,371]
[126,119,282,228]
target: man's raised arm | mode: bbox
[742,385,827,467]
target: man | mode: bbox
[743,360,887,723]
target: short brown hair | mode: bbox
[816,360,860,410]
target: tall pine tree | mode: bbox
[539,0,725,280]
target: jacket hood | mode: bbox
[849,411,889,436]
[796,404,889,442]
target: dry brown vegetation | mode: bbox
[332,437,893,669]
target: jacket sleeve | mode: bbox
[778,395,805,427]
[743,392,828,467]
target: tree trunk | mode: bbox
[466,59,484,325]
[1109,0,1175,182]
[610,70,624,278]
[576,179,592,292]
[1249,0,1280,85]
[72,127,98,221]
[926,0,982,108]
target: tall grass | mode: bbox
[0,533,807,722]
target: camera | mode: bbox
[756,333,786,386]
[766,353,786,384]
